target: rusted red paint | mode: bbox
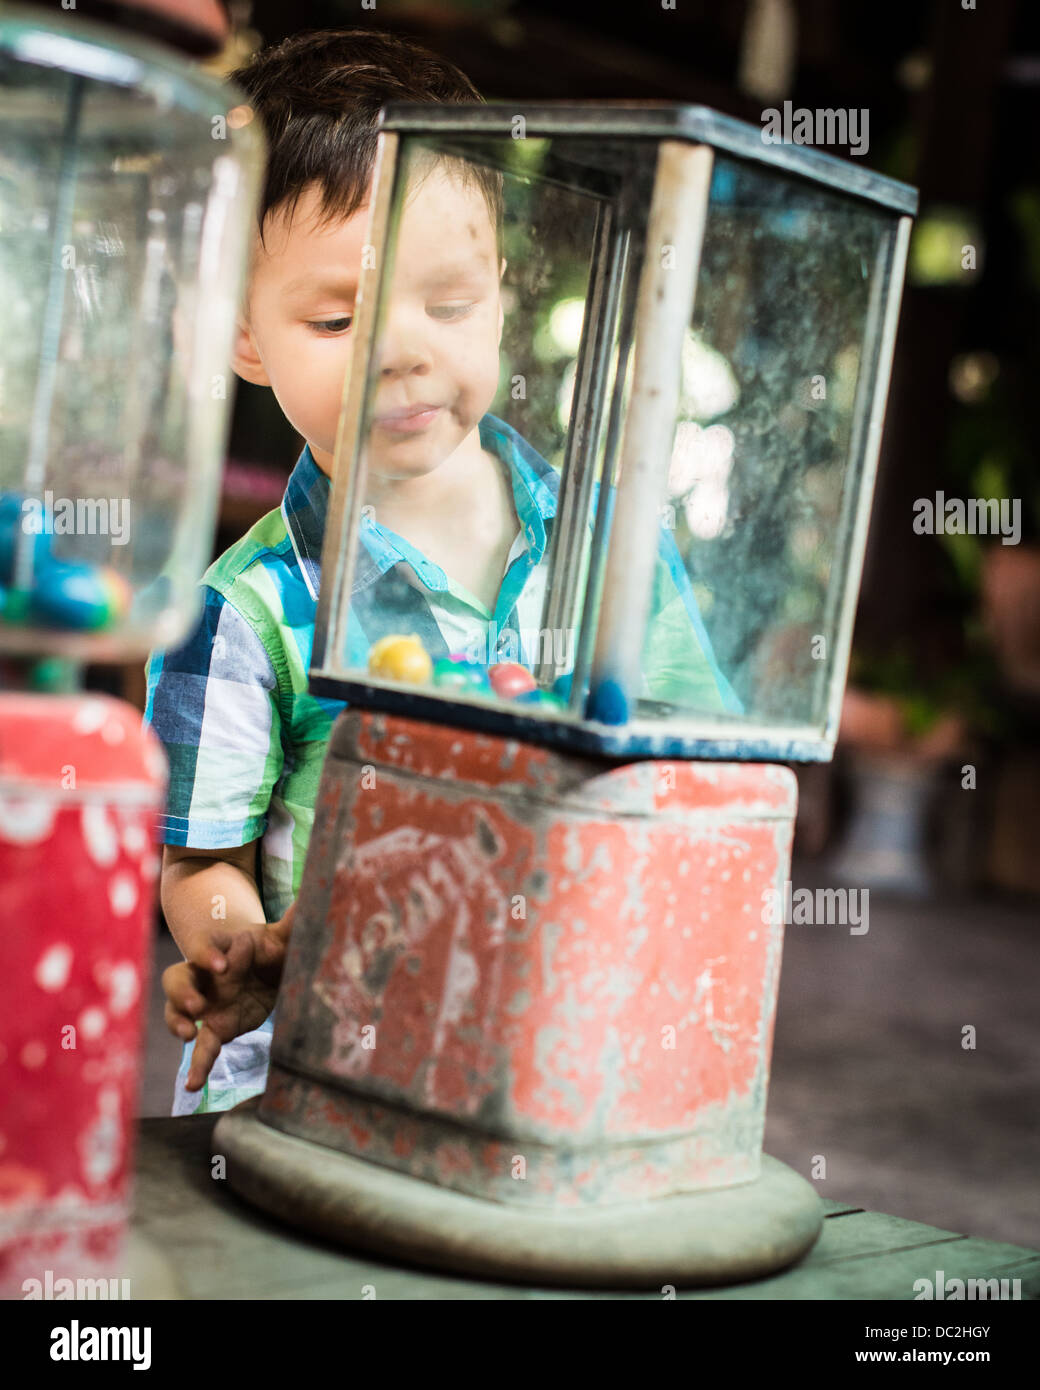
[262,710,797,1209]
[0,694,166,1293]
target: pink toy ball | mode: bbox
[489,662,537,699]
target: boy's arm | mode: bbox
[161,842,295,1090]
[145,581,295,1089]
[160,841,264,961]
[644,524,743,714]
[584,476,740,714]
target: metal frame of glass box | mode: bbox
[309,104,918,762]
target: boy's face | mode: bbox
[232,166,503,482]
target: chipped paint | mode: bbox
[263,709,797,1208]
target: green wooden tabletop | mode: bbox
[129,1115,1040,1300]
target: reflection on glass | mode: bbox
[324,129,900,755]
[0,18,259,654]
[658,157,887,730]
[347,139,601,714]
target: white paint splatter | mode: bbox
[106,962,139,1016]
[108,873,138,917]
[35,943,73,992]
[72,701,108,735]
[81,804,118,866]
[78,1008,106,1040]
[79,1086,122,1186]
[0,797,55,844]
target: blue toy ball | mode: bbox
[586,678,629,725]
[514,688,566,711]
[432,655,492,693]
[552,670,574,701]
[0,492,52,586]
[30,561,118,630]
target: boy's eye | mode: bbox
[427,303,475,321]
[307,316,353,334]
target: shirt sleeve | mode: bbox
[143,585,284,848]
[644,527,743,715]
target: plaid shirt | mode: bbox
[144,411,736,1113]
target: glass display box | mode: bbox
[310,103,916,761]
[0,5,264,660]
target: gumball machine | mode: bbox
[215,104,916,1286]
[0,2,263,1296]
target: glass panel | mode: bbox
[637,156,892,732]
[337,133,616,717]
[0,19,259,655]
[317,125,905,758]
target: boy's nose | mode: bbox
[378,303,434,378]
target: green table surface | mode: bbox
[130,1115,1040,1300]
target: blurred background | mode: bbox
[81,0,1036,1250]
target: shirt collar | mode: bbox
[280,415,560,601]
[281,441,330,601]
[353,413,559,595]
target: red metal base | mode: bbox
[221,708,818,1281]
[0,694,166,1296]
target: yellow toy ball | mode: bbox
[367,633,433,684]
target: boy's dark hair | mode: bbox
[228,28,503,251]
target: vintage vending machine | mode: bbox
[211,102,916,1287]
[0,2,262,1295]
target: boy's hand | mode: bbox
[162,902,297,1092]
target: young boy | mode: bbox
[148,29,511,1114]
[150,28,738,1115]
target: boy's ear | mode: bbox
[497,261,507,343]
[230,314,271,388]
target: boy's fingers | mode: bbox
[163,998,199,1042]
[185,933,230,974]
[161,963,207,1015]
[255,925,288,970]
[268,904,296,951]
[222,930,259,977]
[203,929,234,972]
[185,1023,223,1090]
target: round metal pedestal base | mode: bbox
[215,1098,823,1290]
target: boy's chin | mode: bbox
[369,457,446,481]
[368,441,459,480]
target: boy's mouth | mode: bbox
[374,403,442,433]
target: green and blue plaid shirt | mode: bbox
[144,412,736,1113]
